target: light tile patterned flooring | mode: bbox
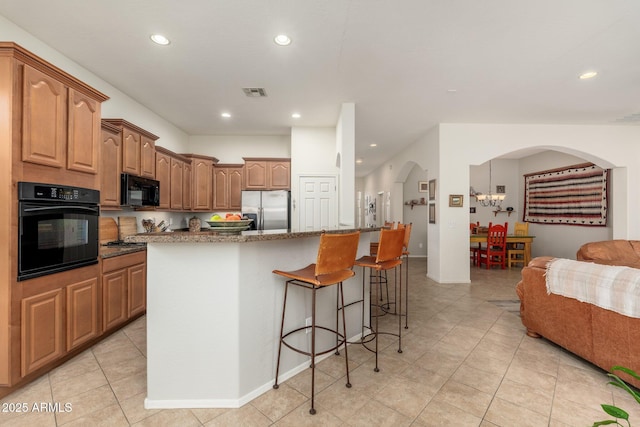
[1,260,639,426]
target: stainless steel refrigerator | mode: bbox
[241,190,290,230]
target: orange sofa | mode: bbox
[516,240,640,388]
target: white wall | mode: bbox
[290,127,339,229]
[402,164,428,256]
[188,135,290,163]
[336,103,355,226]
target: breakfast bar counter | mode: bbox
[126,227,377,409]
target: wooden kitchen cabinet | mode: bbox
[214,164,243,210]
[102,251,146,332]
[65,277,100,351]
[156,147,191,211]
[102,119,159,179]
[128,263,146,318]
[100,121,122,209]
[183,154,217,211]
[21,64,66,169]
[102,269,128,331]
[155,149,171,209]
[0,42,115,393]
[19,264,101,377]
[67,88,101,174]
[21,63,106,184]
[182,160,193,210]
[243,158,290,190]
[269,159,291,190]
[140,136,156,178]
[170,157,184,210]
[21,288,64,376]
[122,127,141,175]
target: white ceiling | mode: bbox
[1,1,639,176]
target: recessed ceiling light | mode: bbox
[221,112,231,118]
[369,143,377,147]
[579,71,598,80]
[150,34,170,45]
[356,159,363,164]
[274,34,292,46]
[291,113,301,119]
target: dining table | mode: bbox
[470,234,536,266]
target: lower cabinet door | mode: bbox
[102,269,128,331]
[66,278,100,351]
[21,289,64,376]
[128,263,146,318]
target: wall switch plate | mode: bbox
[305,317,312,333]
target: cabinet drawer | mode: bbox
[102,251,146,272]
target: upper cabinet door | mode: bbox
[22,64,66,168]
[122,128,141,176]
[155,151,171,209]
[100,125,122,208]
[269,161,290,190]
[244,161,268,189]
[67,88,100,174]
[140,136,156,178]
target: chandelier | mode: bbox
[475,161,505,207]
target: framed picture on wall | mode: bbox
[428,179,436,201]
[418,181,428,192]
[429,203,436,224]
[449,194,463,207]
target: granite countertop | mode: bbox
[124,226,380,244]
[100,245,147,258]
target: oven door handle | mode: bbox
[22,205,99,214]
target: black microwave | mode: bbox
[121,174,160,207]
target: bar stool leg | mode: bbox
[404,255,409,329]
[273,281,290,390]
[374,271,380,372]
[339,282,351,388]
[397,265,403,353]
[310,286,317,415]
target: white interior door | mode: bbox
[299,176,337,230]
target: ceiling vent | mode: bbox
[242,87,267,97]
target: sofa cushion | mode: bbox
[577,240,640,268]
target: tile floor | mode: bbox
[1,260,638,426]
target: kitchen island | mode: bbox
[126,227,377,409]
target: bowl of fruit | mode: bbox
[206,213,253,228]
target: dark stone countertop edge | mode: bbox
[124,227,380,244]
[100,245,147,258]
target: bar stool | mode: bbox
[354,228,405,371]
[272,231,360,415]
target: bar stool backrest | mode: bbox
[375,228,405,263]
[314,231,360,277]
[398,223,412,251]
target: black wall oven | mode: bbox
[18,182,100,281]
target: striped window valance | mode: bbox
[524,162,608,226]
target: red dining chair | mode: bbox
[478,222,508,269]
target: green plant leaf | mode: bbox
[601,404,629,420]
[608,373,640,405]
[612,366,640,381]
[592,420,621,426]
